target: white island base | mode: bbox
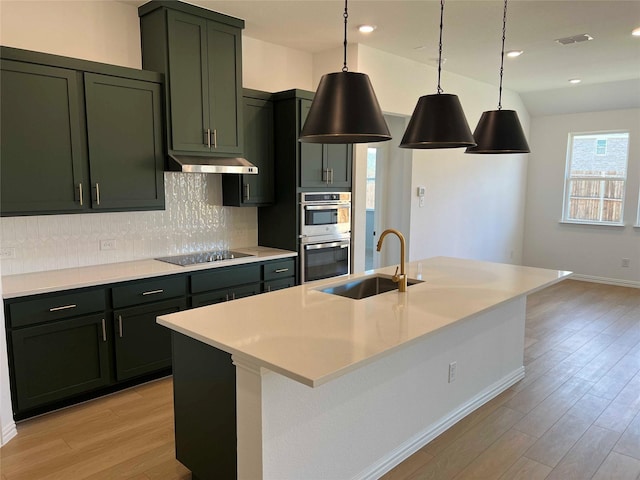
[234,297,526,480]
[158,257,570,479]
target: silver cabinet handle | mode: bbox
[78,183,83,206]
[274,268,289,273]
[267,285,271,292]
[49,304,77,312]
[205,128,211,148]
[101,318,107,342]
[329,169,334,184]
[324,168,330,185]
[231,292,235,300]
[142,289,164,296]
[213,129,218,149]
[118,315,123,338]
[95,183,100,205]
[244,183,250,201]
[225,293,229,302]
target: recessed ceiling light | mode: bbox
[358,25,376,33]
[506,50,523,57]
[569,78,582,84]
[632,27,640,36]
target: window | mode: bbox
[366,148,377,210]
[563,131,629,225]
[595,139,607,155]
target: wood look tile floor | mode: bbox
[1,279,639,479]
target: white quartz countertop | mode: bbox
[2,246,296,298]
[157,256,572,387]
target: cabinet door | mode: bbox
[0,60,87,215]
[229,282,261,300]
[167,10,210,153]
[325,144,352,188]
[11,314,110,412]
[113,298,187,381]
[299,98,326,188]
[264,277,295,293]
[207,21,243,155]
[223,96,274,206]
[191,289,229,308]
[84,73,164,211]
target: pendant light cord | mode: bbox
[342,0,349,72]
[436,0,444,94]
[498,0,508,109]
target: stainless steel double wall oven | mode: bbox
[299,192,351,283]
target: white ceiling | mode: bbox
[139,0,640,116]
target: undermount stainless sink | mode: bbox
[320,275,423,300]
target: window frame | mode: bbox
[562,130,630,226]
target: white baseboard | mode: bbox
[1,421,17,446]
[571,274,640,289]
[357,367,526,480]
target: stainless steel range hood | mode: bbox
[168,154,258,174]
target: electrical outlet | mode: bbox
[621,258,630,268]
[0,247,16,259]
[100,239,116,251]
[448,361,457,383]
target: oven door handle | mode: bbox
[303,205,343,211]
[304,241,350,250]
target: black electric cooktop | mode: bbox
[155,250,254,266]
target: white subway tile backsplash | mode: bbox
[0,172,258,274]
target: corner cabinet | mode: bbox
[0,47,165,217]
[222,89,275,206]
[139,1,244,157]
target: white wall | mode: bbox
[0,270,17,446]
[523,109,640,285]
[0,0,142,69]
[243,36,313,92]
[349,45,529,269]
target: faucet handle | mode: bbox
[392,266,400,283]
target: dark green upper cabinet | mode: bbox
[139,1,244,157]
[223,90,274,206]
[84,73,164,211]
[0,47,165,216]
[299,98,352,189]
[0,60,87,215]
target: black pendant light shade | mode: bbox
[299,71,391,144]
[466,0,530,155]
[399,0,475,150]
[400,93,476,149]
[465,109,530,154]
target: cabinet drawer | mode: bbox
[112,276,186,308]
[191,264,261,294]
[263,259,295,281]
[9,290,105,328]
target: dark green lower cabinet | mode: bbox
[11,314,110,412]
[172,331,236,480]
[191,282,261,308]
[264,277,295,292]
[113,298,187,381]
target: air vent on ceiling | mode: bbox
[555,33,594,45]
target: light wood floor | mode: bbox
[1,279,639,480]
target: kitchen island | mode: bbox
[158,257,571,480]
